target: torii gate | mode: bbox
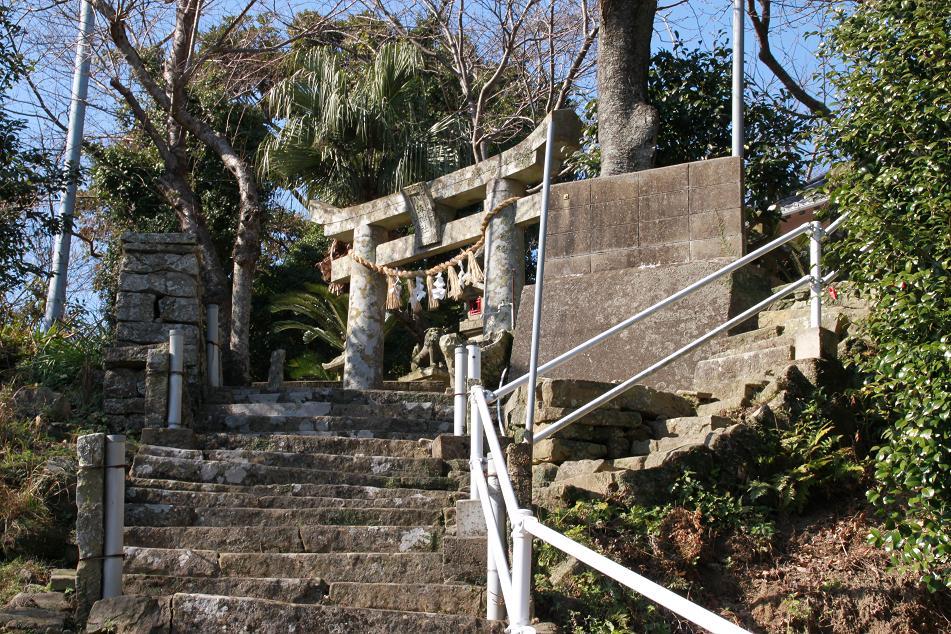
[308,110,582,389]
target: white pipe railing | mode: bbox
[456,212,852,632]
[489,221,816,405]
[524,517,750,634]
[206,304,222,388]
[522,116,558,443]
[467,383,755,633]
[533,274,813,443]
[453,345,468,436]
[167,329,184,428]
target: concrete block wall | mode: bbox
[544,157,744,278]
[102,233,205,433]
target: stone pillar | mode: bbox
[104,233,204,433]
[343,223,388,389]
[484,178,527,336]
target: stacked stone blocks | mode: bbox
[103,233,205,432]
[545,157,744,278]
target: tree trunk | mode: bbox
[225,188,262,385]
[597,0,659,176]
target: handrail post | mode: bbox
[511,509,534,629]
[167,329,184,429]
[101,434,125,598]
[453,345,468,436]
[809,221,822,329]
[523,114,557,444]
[206,304,221,388]
[486,453,506,621]
[468,345,483,501]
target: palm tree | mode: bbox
[270,283,349,352]
[260,42,467,206]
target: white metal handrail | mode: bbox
[468,386,753,633]
[523,517,750,634]
[533,273,814,442]
[488,219,818,405]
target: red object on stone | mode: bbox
[468,297,482,316]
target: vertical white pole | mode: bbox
[206,304,221,388]
[510,509,534,628]
[453,345,467,436]
[469,393,483,502]
[732,0,745,159]
[523,115,557,445]
[101,434,125,598]
[41,0,95,330]
[485,454,506,621]
[809,222,822,329]
[467,344,483,501]
[167,330,184,429]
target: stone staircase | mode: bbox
[88,383,504,633]
[531,287,866,507]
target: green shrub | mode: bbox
[823,0,951,589]
[749,392,863,513]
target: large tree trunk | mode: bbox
[597,0,659,176]
[225,180,262,385]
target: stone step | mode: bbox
[126,487,450,511]
[251,380,448,393]
[107,593,505,633]
[708,325,785,354]
[649,430,720,455]
[127,477,457,504]
[209,386,451,406]
[696,395,749,417]
[707,331,793,360]
[646,415,732,438]
[196,414,453,436]
[124,525,440,553]
[206,401,453,422]
[124,547,448,584]
[137,445,446,477]
[123,574,327,603]
[329,582,484,616]
[197,433,433,458]
[758,306,850,336]
[129,454,457,489]
[125,503,442,528]
[694,345,794,396]
[330,402,452,420]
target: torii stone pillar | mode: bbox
[343,223,387,389]
[483,178,527,336]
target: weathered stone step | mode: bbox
[197,433,433,458]
[123,574,327,603]
[329,582,484,616]
[707,331,793,360]
[129,454,457,489]
[94,593,505,633]
[648,430,720,455]
[209,386,451,406]
[125,503,442,528]
[127,477,457,505]
[137,445,446,477]
[694,345,794,396]
[197,414,453,436]
[126,487,449,511]
[708,325,784,353]
[207,401,333,417]
[125,525,439,553]
[646,415,732,438]
[207,401,453,422]
[758,306,851,335]
[124,547,448,584]
[696,395,749,417]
